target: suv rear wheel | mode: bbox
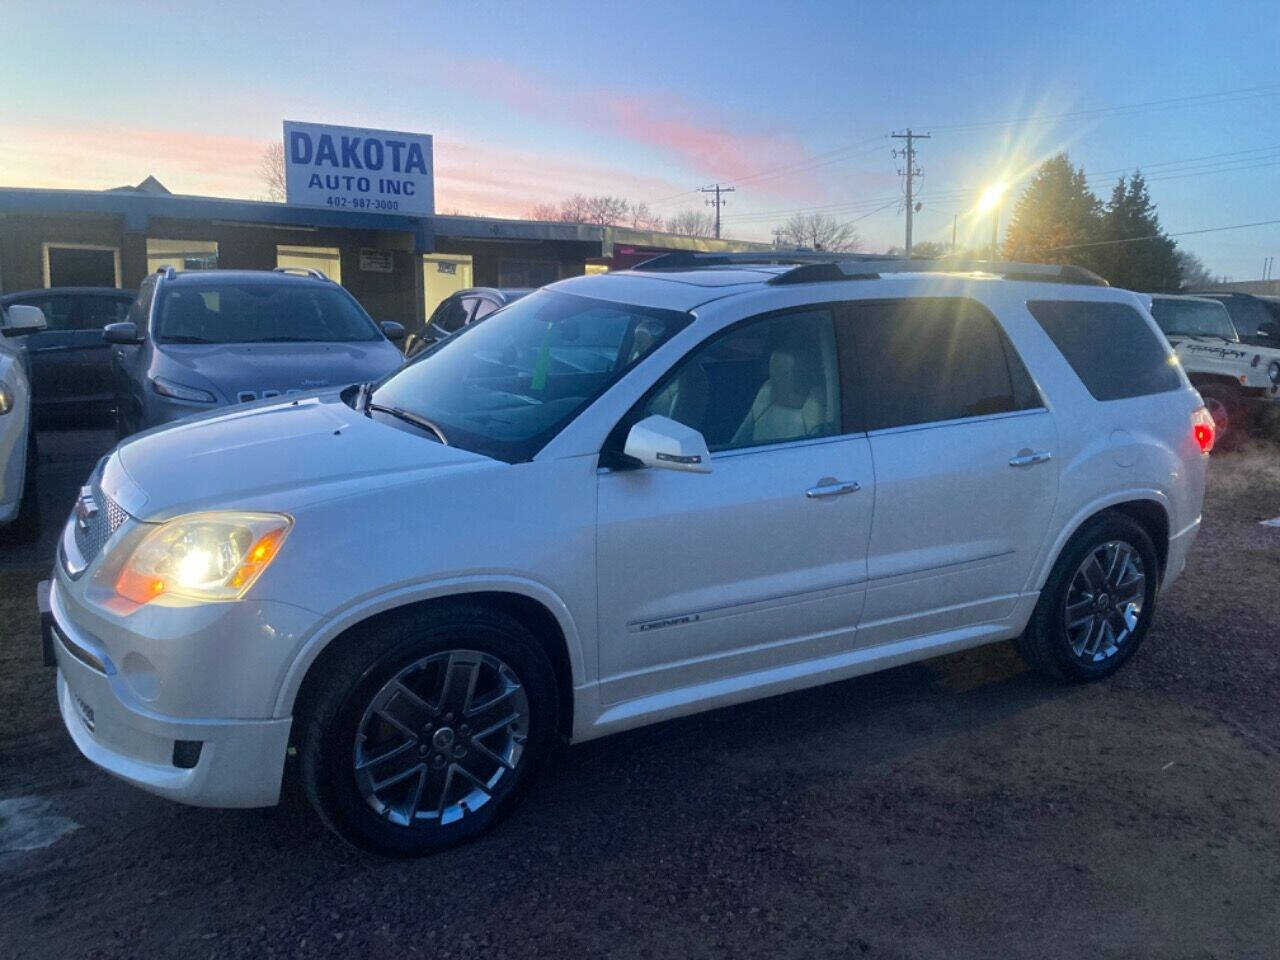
[1017,513,1159,682]
[297,603,558,857]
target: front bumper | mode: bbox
[40,578,293,808]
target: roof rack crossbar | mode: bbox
[632,251,1108,287]
[272,266,330,281]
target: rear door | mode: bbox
[847,297,1059,648]
[70,293,130,413]
[596,304,874,704]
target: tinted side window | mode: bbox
[83,295,132,329]
[638,308,842,452]
[472,299,499,322]
[431,297,469,334]
[852,298,1036,431]
[23,295,77,331]
[1027,300,1181,401]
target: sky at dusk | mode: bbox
[1,0,1278,278]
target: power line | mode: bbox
[1048,218,1280,251]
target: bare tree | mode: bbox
[665,209,716,238]
[628,202,664,232]
[775,213,861,252]
[582,196,631,226]
[1176,249,1219,290]
[526,202,563,222]
[558,194,593,222]
[259,142,286,202]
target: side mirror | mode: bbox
[2,304,47,335]
[1257,320,1280,343]
[103,321,142,344]
[380,320,406,342]
[623,415,712,474]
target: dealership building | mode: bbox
[0,175,770,330]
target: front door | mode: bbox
[596,305,874,705]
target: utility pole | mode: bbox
[701,183,734,239]
[951,214,958,255]
[891,129,930,255]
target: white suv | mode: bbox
[38,255,1212,856]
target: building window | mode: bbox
[276,245,342,284]
[584,263,610,275]
[146,239,219,273]
[42,243,121,288]
[499,258,559,288]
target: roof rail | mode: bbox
[154,265,177,280]
[632,251,1108,287]
[272,266,330,281]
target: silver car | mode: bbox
[106,268,406,437]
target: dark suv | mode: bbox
[1192,292,1280,349]
[0,287,134,425]
[404,287,531,357]
[106,268,406,437]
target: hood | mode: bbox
[109,393,494,520]
[157,341,403,402]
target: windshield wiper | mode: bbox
[366,401,449,445]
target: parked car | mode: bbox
[0,303,47,542]
[1147,293,1279,435]
[0,288,134,427]
[404,287,532,357]
[40,254,1210,856]
[1192,292,1280,349]
[106,267,406,437]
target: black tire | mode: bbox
[297,603,558,857]
[1,436,40,545]
[1195,381,1248,442]
[1017,513,1159,682]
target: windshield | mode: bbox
[1149,298,1238,341]
[155,281,382,344]
[369,288,692,461]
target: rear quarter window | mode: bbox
[1027,300,1182,401]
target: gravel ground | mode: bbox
[1,430,1277,960]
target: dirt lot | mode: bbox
[1,430,1278,960]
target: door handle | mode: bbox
[31,345,69,353]
[806,480,861,499]
[1009,450,1052,467]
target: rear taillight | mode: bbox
[1191,406,1215,455]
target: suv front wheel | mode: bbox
[1017,513,1159,682]
[297,604,558,857]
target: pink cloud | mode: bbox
[596,95,811,188]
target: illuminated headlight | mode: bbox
[1270,361,1280,385]
[152,377,216,403]
[115,512,292,604]
[0,384,11,415]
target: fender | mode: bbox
[1031,486,1172,591]
[272,573,588,718]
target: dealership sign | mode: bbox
[283,121,434,216]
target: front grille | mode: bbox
[72,484,129,566]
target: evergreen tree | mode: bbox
[1096,172,1182,292]
[1001,154,1105,274]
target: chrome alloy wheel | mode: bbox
[353,650,530,827]
[1063,540,1147,663]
